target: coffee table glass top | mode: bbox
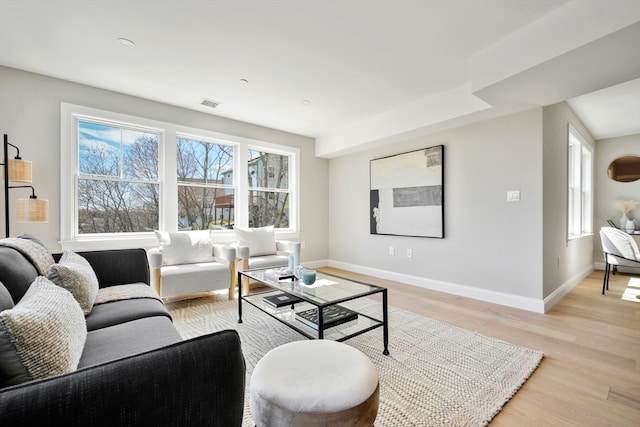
[239,267,389,354]
[241,268,384,306]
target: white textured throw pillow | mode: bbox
[235,226,277,257]
[154,230,214,266]
[47,251,99,314]
[0,277,87,386]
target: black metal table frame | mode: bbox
[237,269,389,355]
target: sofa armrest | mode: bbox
[147,248,163,295]
[234,244,250,260]
[0,329,246,426]
[147,247,163,269]
[54,249,150,289]
[213,244,236,264]
[276,240,301,256]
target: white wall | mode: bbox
[328,108,546,311]
[594,134,640,264]
[542,102,596,304]
[0,66,329,262]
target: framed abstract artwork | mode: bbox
[370,145,444,238]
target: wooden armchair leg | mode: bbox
[240,259,250,296]
[150,268,161,297]
[228,260,237,300]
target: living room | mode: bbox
[1,0,638,313]
[0,0,640,425]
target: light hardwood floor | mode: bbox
[318,266,640,426]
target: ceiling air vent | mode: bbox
[200,98,221,109]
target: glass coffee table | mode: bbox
[238,268,389,355]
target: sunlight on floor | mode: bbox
[621,277,640,303]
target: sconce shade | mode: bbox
[17,198,49,223]
[7,159,32,182]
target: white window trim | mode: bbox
[60,103,299,251]
[567,124,594,242]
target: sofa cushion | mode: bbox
[0,281,14,311]
[47,251,99,314]
[155,230,214,266]
[0,237,54,276]
[85,296,172,331]
[0,247,41,304]
[78,316,182,368]
[0,277,86,387]
[235,226,277,257]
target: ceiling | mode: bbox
[0,0,638,157]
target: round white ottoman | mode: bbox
[250,340,379,427]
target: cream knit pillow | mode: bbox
[47,251,99,314]
[0,277,87,387]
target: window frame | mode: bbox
[75,119,162,236]
[61,103,299,251]
[176,133,236,231]
[567,124,593,241]
[247,146,294,229]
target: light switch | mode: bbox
[507,191,520,202]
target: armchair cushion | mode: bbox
[0,277,86,387]
[154,230,214,266]
[235,226,277,257]
[159,262,231,298]
[47,251,99,314]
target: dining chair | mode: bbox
[599,227,640,294]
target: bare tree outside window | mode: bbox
[177,138,234,230]
[248,150,289,228]
[77,121,159,233]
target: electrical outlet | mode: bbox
[388,246,395,256]
[406,248,413,258]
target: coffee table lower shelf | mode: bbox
[239,290,388,352]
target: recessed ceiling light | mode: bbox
[239,78,249,84]
[301,100,311,106]
[117,38,136,48]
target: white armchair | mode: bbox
[148,231,237,301]
[234,226,301,294]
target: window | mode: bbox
[248,149,290,228]
[77,120,160,234]
[61,103,299,249]
[567,125,593,239]
[177,137,234,230]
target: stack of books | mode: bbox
[263,293,303,308]
[295,305,358,330]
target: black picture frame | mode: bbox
[370,145,444,238]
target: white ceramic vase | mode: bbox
[625,219,636,233]
[621,214,630,228]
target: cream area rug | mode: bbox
[167,295,543,427]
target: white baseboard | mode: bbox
[594,261,640,274]
[325,259,546,313]
[303,259,330,270]
[305,259,598,314]
[542,264,594,312]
